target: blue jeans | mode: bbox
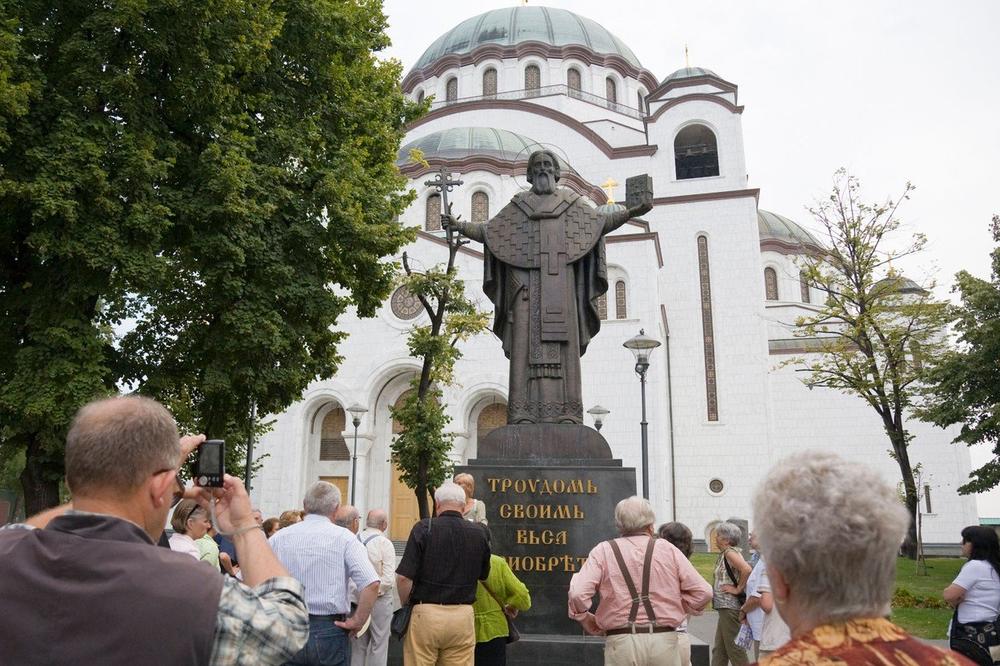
[285,616,350,666]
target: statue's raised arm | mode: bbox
[441,204,485,243]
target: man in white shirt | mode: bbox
[270,482,379,666]
[352,509,396,666]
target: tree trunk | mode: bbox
[888,425,919,559]
[20,436,61,516]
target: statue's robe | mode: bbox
[482,188,608,424]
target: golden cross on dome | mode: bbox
[601,178,619,204]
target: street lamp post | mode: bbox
[623,329,661,499]
[587,405,610,432]
[347,404,368,505]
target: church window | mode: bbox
[416,89,425,103]
[698,235,719,421]
[615,280,627,319]
[924,484,932,513]
[483,68,497,97]
[764,267,779,301]
[425,193,441,231]
[637,90,645,113]
[674,124,720,179]
[567,68,582,98]
[708,478,725,495]
[605,77,617,107]
[445,77,458,102]
[800,270,811,303]
[320,407,349,461]
[477,402,507,442]
[390,285,422,320]
[525,65,540,97]
[596,292,608,320]
[471,191,489,224]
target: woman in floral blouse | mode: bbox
[750,452,974,666]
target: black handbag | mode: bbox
[481,581,520,644]
[950,610,1000,666]
[390,605,412,641]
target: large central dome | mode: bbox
[412,6,642,71]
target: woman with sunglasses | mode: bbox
[944,526,1000,665]
[169,499,213,560]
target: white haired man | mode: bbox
[351,508,396,666]
[753,452,974,665]
[569,496,713,666]
[270,482,379,666]
[396,482,491,665]
[0,396,309,664]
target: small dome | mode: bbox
[398,127,545,164]
[412,6,641,71]
[664,66,718,82]
[875,275,926,295]
[758,210,820,247]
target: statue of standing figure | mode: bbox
[443,150,652,424]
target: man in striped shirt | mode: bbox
[270,481,379,666]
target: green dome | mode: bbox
[665,66,718,82]
[398,127,545,164]
[413,6,641,71]
[758,210,820,246]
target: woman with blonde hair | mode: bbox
[454,472,488,525]
[168,499,211,560]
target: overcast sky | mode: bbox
[380,0,1000,518]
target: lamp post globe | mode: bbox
[346,404,368,505]
[623,329,661,499]
[587,405,610,432]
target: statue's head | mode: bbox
[526,150,561,195]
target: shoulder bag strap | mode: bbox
[607,538,642,624]
[722,548,740,586]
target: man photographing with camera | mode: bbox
[0,396,309,665]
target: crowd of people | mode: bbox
[0,396,994,666]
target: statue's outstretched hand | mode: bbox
[627,200,653,219]
[440,202,462,234]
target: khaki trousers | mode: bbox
[402,604,475,666]
[351,594,393,666]
[604,631,684,666]
[677,632,691,666]
[711,609,749,666]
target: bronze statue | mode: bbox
[444,150,652,424]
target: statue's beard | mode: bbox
[532,173,555,194]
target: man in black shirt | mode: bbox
[396,482,491,665]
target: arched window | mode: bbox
[320,408,349,461]
[471,191,489,224]
[615,280,627,319]
[425,193,441,231]
[482,68,497,98]
[477,402,507,442]
[525,65,540,97]
[416,89,425,103]
[605,77,617,107]
[799,270,811,303]
[637,91,645,113]
[596,292,608,320]
[674,124,720,179]
[567,68,582,99]
[764,267,779,301]
[445,77,458,102]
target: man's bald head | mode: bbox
[65,396,180,498]
[366,508,388,530]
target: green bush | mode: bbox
[893,587,950,609]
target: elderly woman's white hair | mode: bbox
[713,521,743,548]
[753,451,908,627]
[614,496,656,534]
[434,481,467,506]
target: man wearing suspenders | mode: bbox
[352,509,397,666]
[569,497,713,665]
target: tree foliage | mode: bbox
[918,215,1000,494]
[0,0,420,513]
[390,202,490,519]
[790,169,950,558]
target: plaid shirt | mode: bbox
[2,521,308,665]
[212,575,308,665]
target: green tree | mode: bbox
[791,170,950,559]
[918,215,1000,494]
[391,203,490,519]
[0,0,420,513]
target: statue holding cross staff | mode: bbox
[443,150,652,424]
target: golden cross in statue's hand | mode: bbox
[601,178,619,204]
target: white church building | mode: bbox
[250,5,976,549]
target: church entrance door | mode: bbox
[389,464,427,540]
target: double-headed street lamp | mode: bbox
[347,404,368,505]
[623,329,661,499]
